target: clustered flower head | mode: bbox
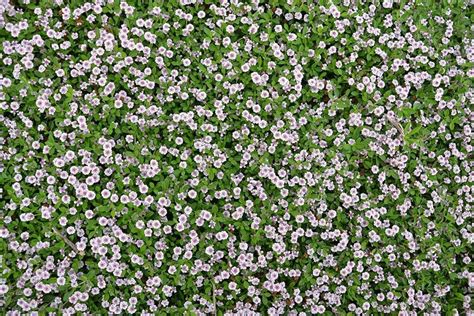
[0,0,473,315]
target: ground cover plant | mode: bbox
[0,0,473,314]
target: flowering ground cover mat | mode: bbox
[0,0,473,315]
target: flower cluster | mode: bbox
[0,0,473,315]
